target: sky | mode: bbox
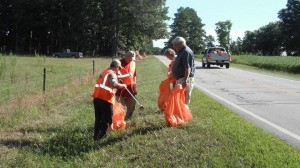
[153,0,288,48]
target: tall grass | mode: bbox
[1,56,300,167]
[0,54,18,83]
[0,54,41,83]
[0,55,107,106]
[9,55,17,84]
[0,54,5,80]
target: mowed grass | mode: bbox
[1,56,300,167]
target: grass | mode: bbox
[0,54,108,105]
[1,56,300,167]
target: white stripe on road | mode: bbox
[195,83,300,141]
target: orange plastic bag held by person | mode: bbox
[110,102,126,130]
[157,79,171,111]
[164,84,192,127]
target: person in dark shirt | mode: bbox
[171,37,195,105]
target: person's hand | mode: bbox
[121,84,127,89]
[182,80,187,88]
[131,84,137,95]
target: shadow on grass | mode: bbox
[131,123,165,136]
[0,127,95,159]
[0,127,116,158]
[0,122,165,159]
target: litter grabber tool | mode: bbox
[119,79,145,111]
[124,87,144,111]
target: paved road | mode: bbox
[155,55,300,149]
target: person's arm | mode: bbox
[110,74,126,89]
[114,82,126,89]
[182,67,191,88]
[182,52,191,88]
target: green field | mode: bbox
[232,55,300,74]
[1,55,300,167]
[195,54,300,79]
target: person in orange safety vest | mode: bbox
[116,51,137,120]
[164,48,176,87]
[91,59,126,140]
[135,50,143,60]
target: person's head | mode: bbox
[110,59,122,72]
[172,37,186,52]
[124,51,136,62]
[164,48,175,60]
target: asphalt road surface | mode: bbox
[155,55,300,150]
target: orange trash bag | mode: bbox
[110,102,126,130]
[164,84,192,127]
[157,79,171,111]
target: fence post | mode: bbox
[43,67,46,94]
[93,60,95,75]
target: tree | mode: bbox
[80,0,103,56]
[168,7,206,54]
[0,0,15,53]
[99,0,169,56]
[0,0,169,56]
[236,37,243,54]
[242,31,257,54]
[204,35,215,48]
[255,22,284,55]
[215,20,232,50]
[230,37,243,55]
[278,0,300,55]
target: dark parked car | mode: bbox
[53,49,83,58]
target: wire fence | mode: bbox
[0,60,96,106]
[0,57,163,115]
[0,73,42,104]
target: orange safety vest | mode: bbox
[135,51,143,60]
[92,69,117,104]
[117,61,136,85]
[168,59,176,83]
[130,61,136,84]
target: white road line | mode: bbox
[195,83,300,141]
[156,56,300,141]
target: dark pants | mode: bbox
[93,98,113,140]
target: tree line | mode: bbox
[162,0,299,56]
[1,0,299,56]
[220,0,300,56]
[0,0,169,56]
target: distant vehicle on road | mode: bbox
[202,47,231,68]
[52,49,83,58]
